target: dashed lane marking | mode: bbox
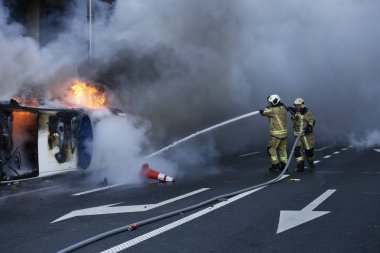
[0,186,58,200]
[72,184,125,196]
[314,160,321,164]
[323,155,332,159]
[239,152,260,157]
[315,146,330,152]
[332,151,340,155]
[100,176,289,253]
[374,149,380,153]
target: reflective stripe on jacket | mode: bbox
[292,109,315,136]
[262,106,288,138]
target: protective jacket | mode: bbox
[292,108,315,136]
[262,105,288,138]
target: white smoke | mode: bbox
[0,6,39,96]
[350,129,380,148]
[0,1,88,99]
[88,109,178,184]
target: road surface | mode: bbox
[1,146,379,253]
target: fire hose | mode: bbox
[57,130,305,253]
[145,111,260,158]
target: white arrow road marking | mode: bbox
[374,149,380,153]
[52,188,209,223]
[277,189,336,234]
[100,175,289,253]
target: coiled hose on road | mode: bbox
[57,130,304,253]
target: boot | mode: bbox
[296,161,305,172]
[280,162,287,172]
[1,171,9,181]
[269,163,280,172]
[308,159,315,169]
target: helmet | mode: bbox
[294,98,305,107]
[267,94,281,106]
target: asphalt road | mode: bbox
[1,146,379,253]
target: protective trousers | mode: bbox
[295,133,315,166]
[268,136,288,166]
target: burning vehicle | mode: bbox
[0,99,93,183]
[0,80,111,183]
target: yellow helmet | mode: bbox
[294,98,305,107]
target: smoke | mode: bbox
[0,0,88,100]
[88,109,143,183]
[0,6,39,96]
[350,129,380,148]
[88,0,380,152]
[1,0,380,181]
[87,109,179,184]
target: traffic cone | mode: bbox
[141,163,175,182]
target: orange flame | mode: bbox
[12,111,38,145]
[13,97,39,107]
[70,80,106,109]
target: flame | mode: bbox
[12,111,38,145]
[70,80,106,109]
[13,97,39,107]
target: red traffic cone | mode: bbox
[141,163,175,182]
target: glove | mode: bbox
[259,109,264,116]
[304,124,313,134]
[286,106,296,114]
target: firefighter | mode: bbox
[287,98,316,172]
[259,94,288,172]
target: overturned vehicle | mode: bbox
[0,100,93,183]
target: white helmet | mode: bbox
[267,94,281,106]
[294,97,305,107]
